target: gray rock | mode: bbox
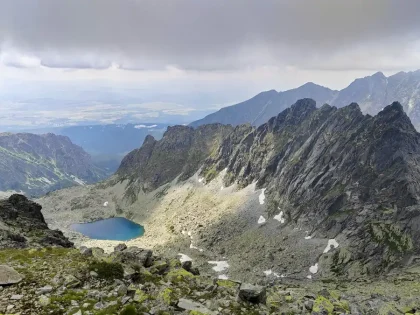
[38,285,53,294]
[113,246,153,267]
[114,243,127,252]
[238,283,266,304]
[10,294,23,300]
[80,246,93,256]
[304,300,314,311]
[6,305,15,311]
[116,284,128,296]
[94,301,105,310]
[177,298,216,315]
[64,274,81,288]
[181,260,193,271]
[0,265,23,285]
[121,296,131,305]
[92,247,105,258]
[90,271,98,278]
[39,295,50,306]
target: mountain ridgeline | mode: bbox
[190,70,420,130]
[116,98,420,276]
[0,133,107,196]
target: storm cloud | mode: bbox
[1,0,420,71]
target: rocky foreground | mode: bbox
[1,244,420,315]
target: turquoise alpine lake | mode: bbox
[70,217,144,241]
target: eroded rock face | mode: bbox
[199,99,420,276]
[116,124,234,197]
[0,194,73,248]
[0,265,23,285]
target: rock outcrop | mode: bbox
[117,124,234,197]
[0,194,73,248]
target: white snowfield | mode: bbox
[208,261,229,272]
[274,211,285,223]
[323,239,339,253]
[259,188,266,205]
[258,216,266,224]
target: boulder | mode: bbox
[116,284,128,296]
[181,260,192,271]
[38,295,50,306]
[0,265,23,285]
[177,298,216,315]
[38,285,53,294]
[64,274,81,288]
[181,260,199,275]
[79,246,93,257]
[238,283,266,304]
[114,243,127,252]
[91,247,105,258]
[113,246,153,267]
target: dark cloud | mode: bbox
[0,0,419,71]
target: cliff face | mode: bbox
[117,124,234,197]
[0,132,107,196]
[0,194,73,248]
[200,98,420,274]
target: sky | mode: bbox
[1,0,420,129]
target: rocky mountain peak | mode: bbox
[0,194,72,248]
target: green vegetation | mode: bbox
[369,222,413,253]
[89,261,124,280]
[120,304,138,315]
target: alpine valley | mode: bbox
[1,98,416,314]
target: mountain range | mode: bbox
[40,98,420,285]
[190,70,420,130]
[0,132,107,196]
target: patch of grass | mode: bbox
[89,261,124,281]
[120,304,138,315]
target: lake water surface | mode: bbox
[70,217,144,241]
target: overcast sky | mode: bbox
[1,0,420,128]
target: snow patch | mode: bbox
[258,216,266,224]
[198,177,204,183]
[307,275,312,279]
[323,239,339,253]
[178,253,192,263]
[274,211,285,223]
[218,274,229,280]
[103,201,109,207]
[304,235,312,240]
[208,261,229,272]
[264,270,281,278]
[309,263,318,274]
[220,186,224,190]
[190,243,204,252]
[259,188,266,205]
